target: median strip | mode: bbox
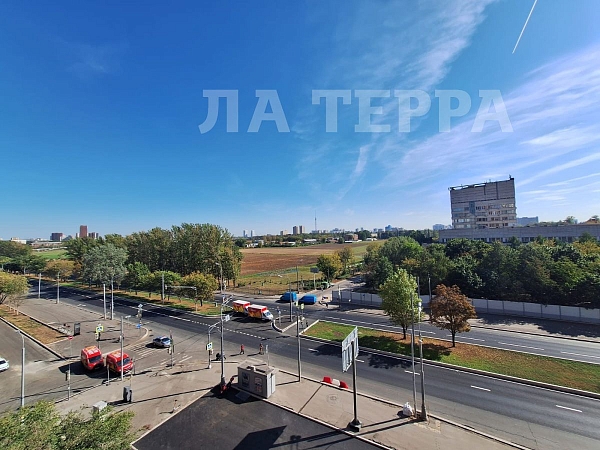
[304,320,600,394]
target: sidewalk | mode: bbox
[16,297,520,449]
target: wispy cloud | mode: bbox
[58,39,127,77]
[377,44,600,192]
[295,0,497,201]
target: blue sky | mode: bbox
[1,1,599,239]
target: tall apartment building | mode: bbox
[293,226,299,235]
[243,230,248,238]
[449,177,517,229]
[79,225,88,238]
[299,225,305,234]
[50,232,64,242]
[250,230,255,238]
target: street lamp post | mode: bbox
[296,302,304,382]
[418,299,427,420]
[56,271,60,304]
[17,330,25,408]
[288,280,293,321]
[219,295,232,388]
[110,275,115,320]
[216,262,223,294]
[410,292,417,415]
[103,284,107,319]
[38,273,41,299]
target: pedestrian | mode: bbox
[259,343,263,355]
[240,344,245,355]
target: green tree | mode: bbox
[316,254,342,282]
[181,272,218,309]
[45,260,75,281]
[336,246,354,275]
[0,272,29,307]
[65,237,101,266]
[82,243,127,286]
[0,400,136,450]
[0,256,10,271]
[379,269,419,339]
[372,256,394,289]
[0,241,31,259]
[124,262,151,294]
[430,284,476,347]
[9,254,47,275]
[379,236,423,268]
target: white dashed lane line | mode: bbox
[452,336,484,342]
[556,405,582,413]
[560,351,600,359]
[497,342,544,351]
[470,385,490,392]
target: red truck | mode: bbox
[232,300,250,314]
[246,304,273,321]
[105,350,133,374]
[80,346,104,371]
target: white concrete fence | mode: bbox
[332,290,600,324]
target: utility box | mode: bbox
[73,323,81,336]
[92,401,107,413]
[123,386,133,403]
[237,360,276,399]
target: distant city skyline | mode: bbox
[1,2,599,239]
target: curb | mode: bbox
[274,369,527,450]
[470,322,600,344]
[301,335,600,401]
[0,315,65,360]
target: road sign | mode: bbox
[342,327,359,373]
[67,335,73,340]
[223,314,230,322]
[206,342,213,351]
[135,323,141,329]
[96,324,104,333]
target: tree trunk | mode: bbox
[402,327,407,340]
[451,331,456,347]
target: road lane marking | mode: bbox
[450,335,484,341]
[405,370,420,375]
[470,385,490,392]
[324,316,435,333]
[556,405,582,413]
[560,351,600,359]
[497,342,544,350]
[308,349,319,353]
[356,359,365,363]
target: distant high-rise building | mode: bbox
[79,225,88,238]
[517,217,539,226]
[449,177,516,229]
[299,225,305,234]
[88,232,99,239]
[293,226,299,235]
[250,230,255,237]
[432,224,447,231]
[50,233,64,242]
[243,230,248,238]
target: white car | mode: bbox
[0,357,9,372]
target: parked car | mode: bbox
[153,336,171,348]
[0,357,9,372]
[299,294,318,305]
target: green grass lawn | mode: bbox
[34,249,67,260]
[305,321,600,394]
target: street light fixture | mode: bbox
[296,302,304,382]
[16,330,25,408]
[220,295,233,388]
[216,262,223,294]
[418,299,427,420]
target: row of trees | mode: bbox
[379,268,476,346]
[64,223,242,285]
[315,246,356,281]
[362,235,600,308]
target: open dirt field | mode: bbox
[240,242,370,275]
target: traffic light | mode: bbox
[95,332,100,341]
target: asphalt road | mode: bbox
[36,283,600,449]
[134,387,382,450]
[0,319,77,412]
